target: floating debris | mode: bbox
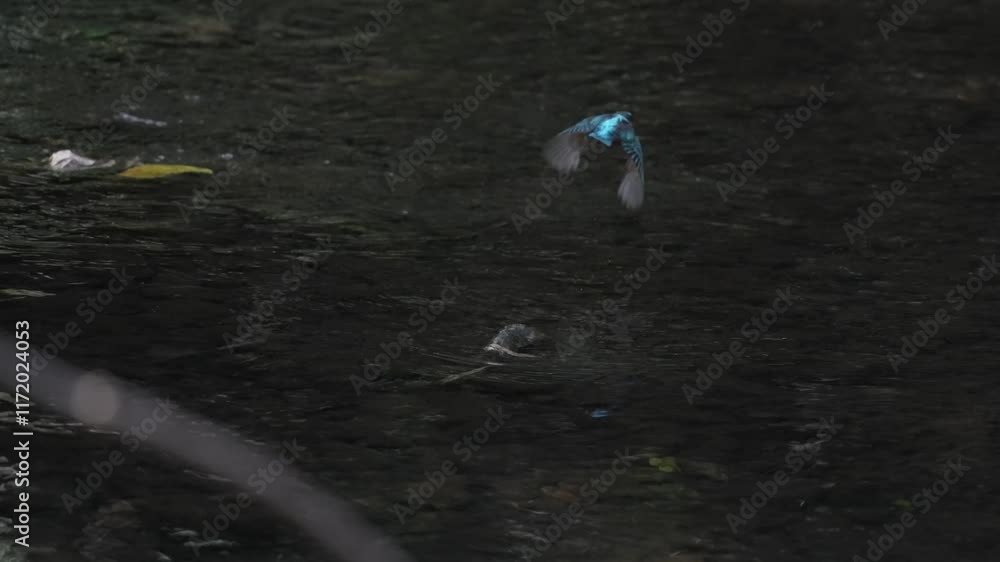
[437,365,492,384]
[0,288,56,299]
[434,324,539,384]
[182,469,232,483]
[114,112,168,128]
[182,539,236,551]
[647,455,728,482]
[119,164,213,179]
[169,529,199,540]
[649,456,682,473]
[484,323,538,357]
[0,538,29,562]
[47,149,115,172]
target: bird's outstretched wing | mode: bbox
[616,123,645,210]
[542,114,609,174]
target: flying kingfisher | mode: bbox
[542,111,645,210]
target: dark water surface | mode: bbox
[1,0,999,561]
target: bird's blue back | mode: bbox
[560,112,631,146]
[590,113,630,146]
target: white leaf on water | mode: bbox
[47,149,115,172]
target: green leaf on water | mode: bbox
[82,28,114,41]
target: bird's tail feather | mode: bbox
[618,161,643,210]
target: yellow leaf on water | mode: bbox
[648,456,681,473]
[119,164,213,179]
